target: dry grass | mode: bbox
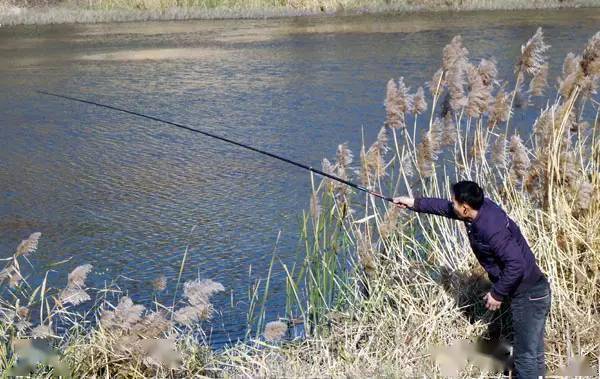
[1,27,599,378]
[1,0,600,25]
[220,28,600,377]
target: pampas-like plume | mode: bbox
[443,36,469,72]
[488,89,511,128]
[429,68,445,98]
[0,263,22,288]
[67,264,92,289]
[15,232,41,257]
[397,77,413,115]
[174,304,211,326]
[384,78,404,129]
[533,107,553,147]
[558,53,581,98]
[509,135,530,184]
[336,143,353,168]
[442,36,469,111]
[466,64,492,118]
[264,320,288,342]
[478,58,498,86]
[529,63,549,96]
[417,132,439,178]
[153,275,167,292]
[581,31,600,77]
[516,27,550,77]
[60,287,91,306]
[412,86,428,115]
[360,127,389,186]
[101,296,145,332]
[174,278,224,326]
[133,310,172,338]
[183,279,225,306]
[442,114,457,147]
[59,264,93,306]
[576,181,593,212]
[491,136,507,168]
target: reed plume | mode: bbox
[101,296,145,332]
[135,310,172,338]
[397,77,413,115]
[442,36,469,111]
[529,63,549,96]
[0,261,23,288]
[581,31,600,77]
[442,113,457,146]
[59,264,93,306]
[152,274,167,292]
[15,232,41,257]
[333,143,354,201]
[558,52,581,98]
[336,143,353,169]
[465,63,492,118]
[412,86,428,115]
[488,89,511,128]
[264,320,288,342]
[183,278,225,306]
[491,136,507,168]
[174,278,224,326]
[360,127,389,187]
[174,304,211,325]
[515,27,550,78]
[478,58,497,86]
[384,78,404,129]
[429,68,445,98]
[509,134,530,185]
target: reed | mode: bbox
[223,28,600,376]
[1,28,599,377]
[2,0,600,26]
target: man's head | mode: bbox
[451,181,484,220]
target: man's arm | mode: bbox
[394,196,459,220]
[487,229,526,301]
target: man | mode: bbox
[393,180,551,379]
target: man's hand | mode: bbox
[393,196,414,209]
[483,292,502,311]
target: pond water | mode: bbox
[0,8,598,346]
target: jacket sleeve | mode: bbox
[488,229,525,301]
[411,197,459,220]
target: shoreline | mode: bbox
[1,1,599,26]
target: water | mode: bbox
[0,9,598,346]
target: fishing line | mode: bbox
[38,90,395,203]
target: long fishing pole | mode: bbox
[38,90,395,203]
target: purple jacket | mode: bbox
[412,197,544,301]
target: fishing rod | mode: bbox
[38,90,395,203]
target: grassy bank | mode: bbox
[1,28,599,377]
[1,0,599,25]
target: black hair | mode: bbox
[452,181,484,210]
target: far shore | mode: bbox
[1,0,599,26]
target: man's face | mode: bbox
[452,197,470,220]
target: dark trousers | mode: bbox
[510,276,551,379]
